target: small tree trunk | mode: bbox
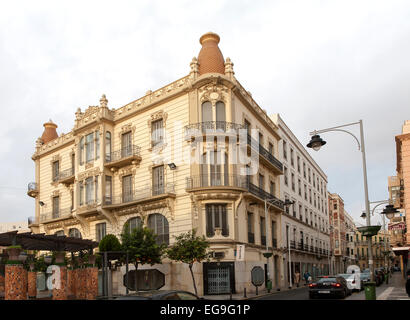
[189,263,198,296]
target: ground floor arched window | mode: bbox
[148,213,169,245]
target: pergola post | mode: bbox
[52,252,67,300]
[28,263,36,299]
[86,254,98,300]
[4,247,27,300]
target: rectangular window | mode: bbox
[303,162,306,178]
[297,156,300,173]
[105,176,112,204]
[152,165,165,195]
[95,175,99,202]
[96,223,106,242]
[206,204,228,237]
[259,174,264,190]
[270,181,275,196]
[260,217,266,246]
[71,153,75,173]
[290,149,294,167]
[308,168,311,183]
[86,133,94,162]
[52,196,59,219]
[291,173,295,191]
[268,142,274,155]
[121,132,132,157]
[85,177,94,204]
[272,221,277,247]
[79,182,84,206]
[95,131,100,160]
[247,212,254,244]
[122,175,133,202]
[52,161,59,182]
[298,179,301,196]
[283,141,287,159]
[244,119,251,134]
[284,167,288,186]
[151,119,164,147]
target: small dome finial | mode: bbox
[41,120,58,144]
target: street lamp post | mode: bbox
[307,120,377,299]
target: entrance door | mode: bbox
[203,262,235,295]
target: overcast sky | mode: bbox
[0,1,409,227]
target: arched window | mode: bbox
[54,230,64,237]
[69,228,82,239]
[148,213,169,245]
[105,131,111,161]
[201,101,212,123]
[215,101,225,122]
[124,217,142,234]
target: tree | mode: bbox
[166,229,210,296]
[99,234,122,252]
[120,224,166,291]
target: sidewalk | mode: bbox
[377,272,409,300]
[203,284,307,300]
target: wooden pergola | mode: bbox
[0,230,98,252]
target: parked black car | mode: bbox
[309,276,350,299]
[99,290,202,300]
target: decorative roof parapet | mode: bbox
[74,95,115,131]
[113,75,191,121]
[33,131,75,158]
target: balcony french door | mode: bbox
[152,165,164,195]
[122,175,133,203]
[200,151,229,187]
[121,132,132,158]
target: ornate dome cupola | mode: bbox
[41,119,58,144]
[197,32,225,75]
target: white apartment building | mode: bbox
[271,114,331,284]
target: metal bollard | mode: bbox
[244,288,247,298]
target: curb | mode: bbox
[244,285,307,300]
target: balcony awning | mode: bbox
[0,231,98,252]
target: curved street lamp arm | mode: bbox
[371,200,390,216]
[310,128,361,150]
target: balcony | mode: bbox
[40,208,72,223]
[104,145,142,170]
[27,182,38,198]
[184,121,245,140]
[57,167,75,185]
[103,183,175,209]
[247,134,283,174]
[186,174,247,191]
[246,182,284,211]
[289,240,296,249]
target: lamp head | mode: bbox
[307,135,326,151]
[381,204,399,219]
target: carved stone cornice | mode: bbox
[199,83,228,105]
[77,167,101,181]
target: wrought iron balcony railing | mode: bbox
[104,183,175,206]
[247,182,284,209]
[247,134,283,172]
[40,208,72,223]
[105,145,141,163]
[186,174,247,190]
[57,167,75,182]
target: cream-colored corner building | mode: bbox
[27,32,287,295]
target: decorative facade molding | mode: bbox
[77,167,101,181]
[198,83,228,105]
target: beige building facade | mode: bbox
[27,32,287,295]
